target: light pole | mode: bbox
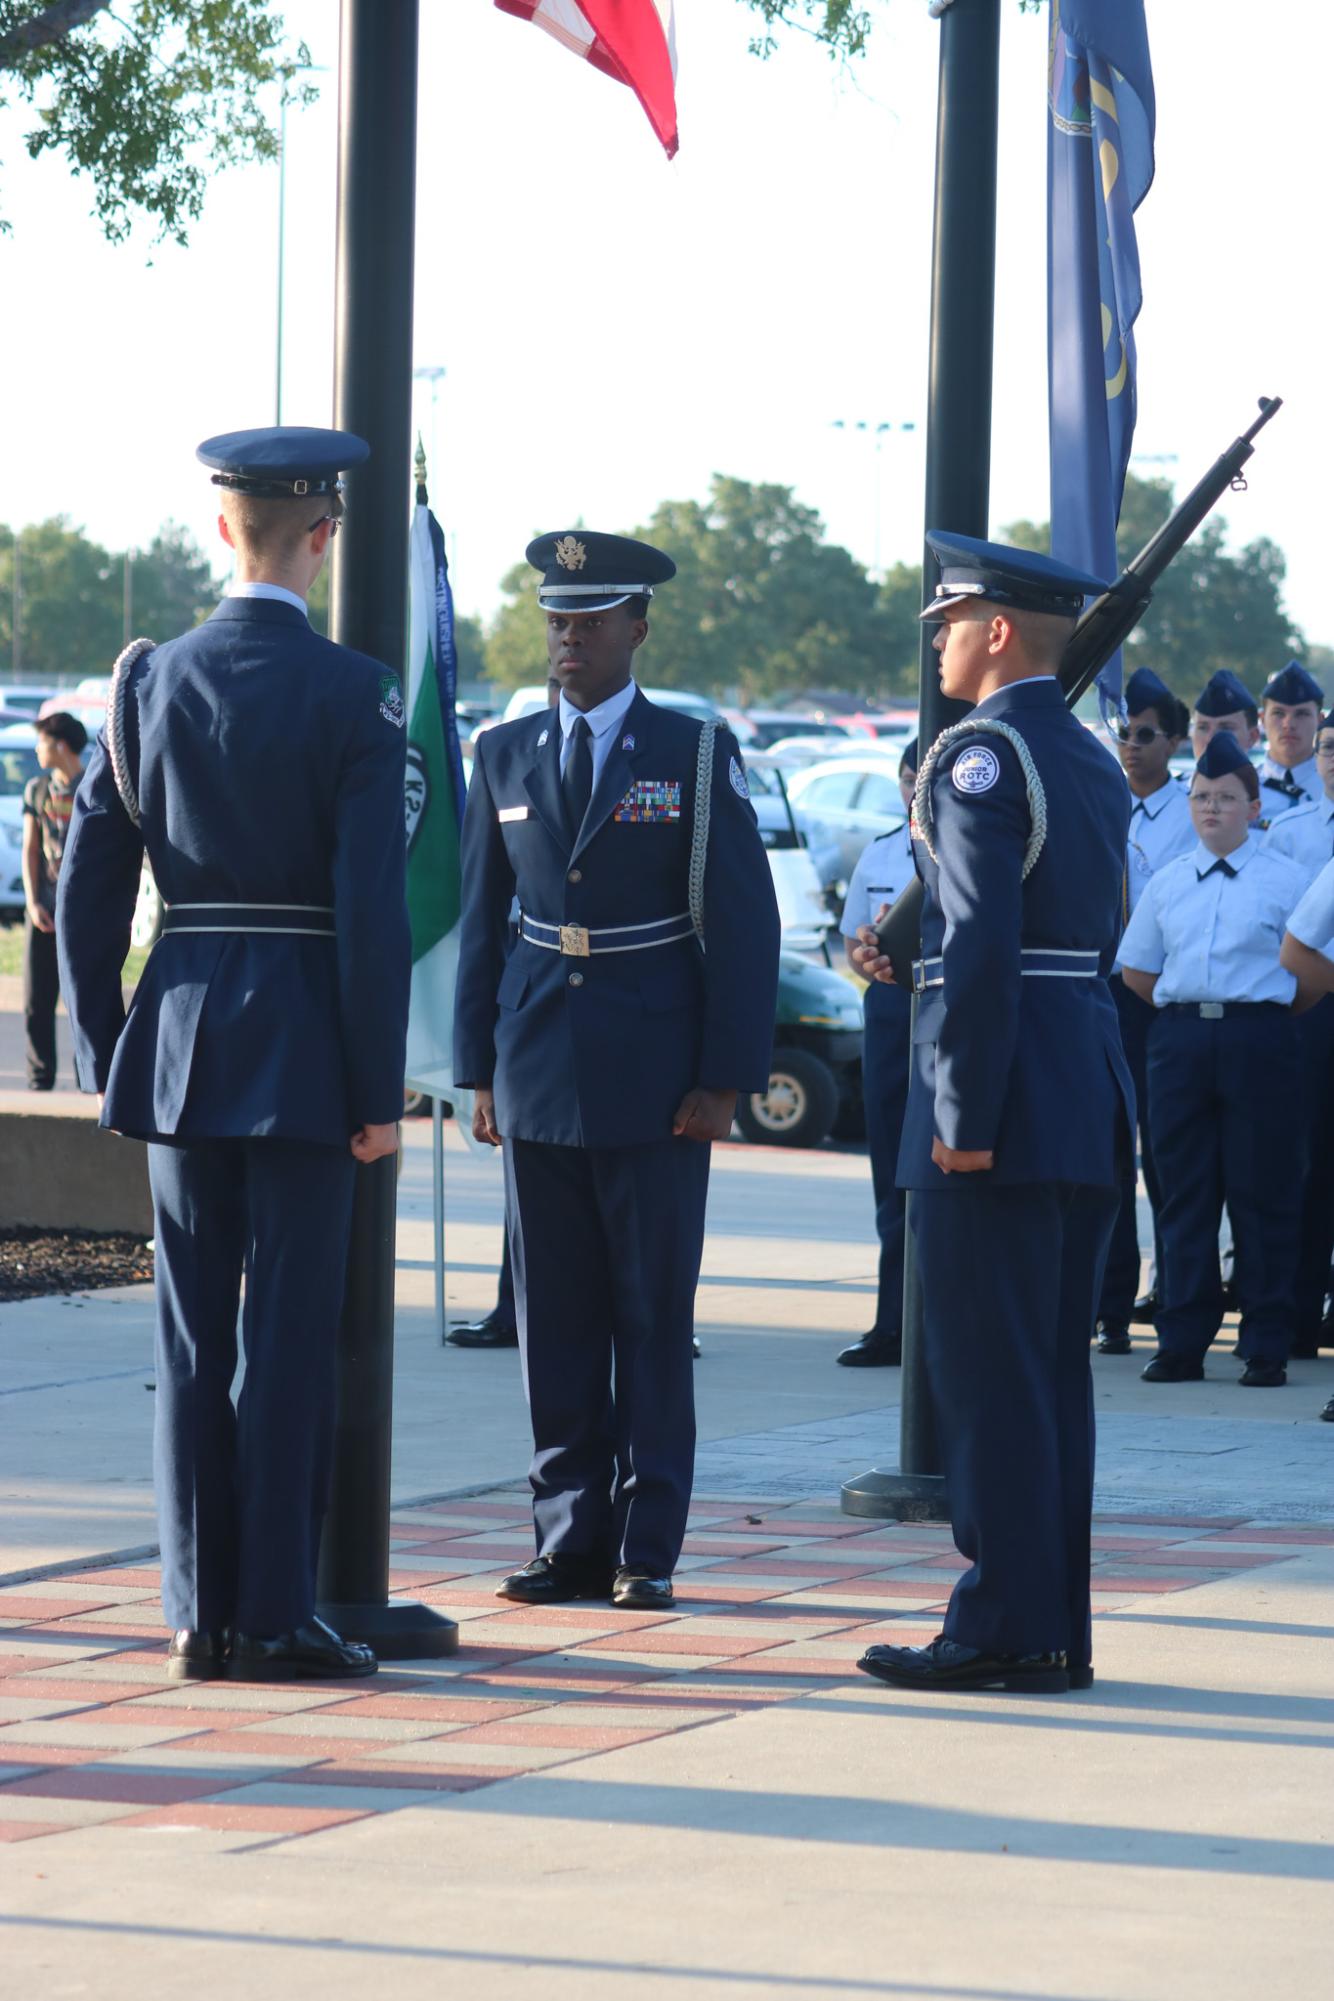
[830,418,917,579]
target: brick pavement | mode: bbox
[2,1490,1328,1849]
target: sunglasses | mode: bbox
[1110,723,1170,746]
[306,513,341,539]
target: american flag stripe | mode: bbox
[495,0,679,158]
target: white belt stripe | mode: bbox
[522,911,691,938]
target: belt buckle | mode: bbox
[559,924,591,958]
[1200,1002,1224,1020]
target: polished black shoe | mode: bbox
[692,1337,702,1359]
[1320,1396,1334,1423]
[858,1634,1070,1694]
[1289,1340,1319,1359]
[1131,1289,1159,1324]
[496,1554,614,1604]
[612,1567,674,1611]
[229,1616,377,1682]
[1141,1352,1204,1383]
[445,1313,519,1348]
[166,1628,230,1681]
[1068,1663,1095,1691]
[1095,1322,1133,1355]
[837,1331,902,1368]
[1238,1360,1287,1388]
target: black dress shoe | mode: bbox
[1068,1663,1095,1691]
[1095,1322,1132,1355]
[1141,1352,1204,1383]
[496,1554,614,1604]
[612,1567,674,1611]
[1131,1289,1159,1324]
[445,1314,519,1348]
[166,1628,230,1681]
[1320,1396,1334,1423]
[858,1634,1070,1694]
[1238,1360,1287,1387]
[692,1337,702,1359]
[1289,1340,1319,1360]
[229,1616,377,1682]
[837,1331,902,1367]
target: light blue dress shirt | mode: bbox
[1286,858,1334,956]
[840,826,916,939]
[1258,752,1320,813]
[558,679,638,786]
[1260,794,1334,881]
[1118,834,1307,1006]
[1124,778,1195,914]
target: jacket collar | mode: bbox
[972,675,1064,718]
[208,597,310,629]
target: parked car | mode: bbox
[741,710,857,751]
[0,724,40,919]
[0,684,57,721]
[785,753,909,891]
[735,950,864,1149]
[496,684,724,728]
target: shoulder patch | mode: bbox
[951,745,1000,796]
[379,672,405,729]
[729,754,749,800]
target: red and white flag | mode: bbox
[495,0,679,158]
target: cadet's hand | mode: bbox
[351,1121,399,1164]
[472,1088,502,1148]
[851,914,895,985]
[673,1086,738,1143]
[932,1138,994,1175]
[27,902,54,935]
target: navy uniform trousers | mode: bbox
[504,1136,710,1578]
[148,1138,356,1633]
[1294,998,1334,1345]
[915,1181,1118,1669]
[862,978,911,1339]
[1100,973,1163,1325]
[1148,1007,1303,1368]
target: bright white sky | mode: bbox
[0,0,1328,654]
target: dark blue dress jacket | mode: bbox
[454,689,780,1148]
[897,678,1134,1189]
[56,598,411,1146]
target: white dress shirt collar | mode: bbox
[559,678,637,748]
[225,580,309,618]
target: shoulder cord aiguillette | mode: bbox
[106,635,156,827]
[688,720,719,951]
[913,716,1049,880]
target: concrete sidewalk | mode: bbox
[2,1120,1332,1997]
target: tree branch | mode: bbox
[0,0,116,67]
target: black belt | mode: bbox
[1162,1001,1286,1019]
[161,902,336,937]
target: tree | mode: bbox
[737,0,1042,60]
[0,1,314,242]
[1,514,223,678]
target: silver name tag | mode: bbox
[498,806,530,823]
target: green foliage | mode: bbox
[483,558,548,694]
[738,1,873,62]
[997,472,1306,700]
[0,513,217,678]
[0,0,315,243]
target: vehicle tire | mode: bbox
[130,861,164,949]
[735,1046,840,1149]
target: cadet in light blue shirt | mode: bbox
[1263,710,1334,878]
[1258,660,1323,814]
[1118,733,1308,1387]
[1097,667,1194,1353]
[835,740,918,1368]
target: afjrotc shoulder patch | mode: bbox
[951,745,999,795]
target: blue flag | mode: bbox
[1047,0,1155,713]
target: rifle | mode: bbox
[873,395,1284,983]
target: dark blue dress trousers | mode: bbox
[862,978,911,1339]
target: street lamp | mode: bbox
[831,419,918,579]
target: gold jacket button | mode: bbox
[567,868,582,883]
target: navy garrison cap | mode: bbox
[1262,659,1324,707]
[1194,732,1256,784]
[1193,669,1256,719]
[900,736,919,771]
[197,426,370,499]
[920,531,1106,620]
[1124,667,1176,716]
[526,530,676,614]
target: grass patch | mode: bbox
[0,925,147,987]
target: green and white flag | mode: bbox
[402,471,473,1132]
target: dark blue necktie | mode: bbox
[1200,857,1236,880]
[563,715,593,840]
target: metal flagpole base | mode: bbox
[840,1469,950,1522]
[316,1598,458,1660]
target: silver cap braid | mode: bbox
[913,716,1048,880]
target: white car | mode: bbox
[785,753,910,891]
[496,685,725,728]
[0,724,40,918]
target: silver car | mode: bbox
[785,753,909,890]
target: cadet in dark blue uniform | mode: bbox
[1096,668,1192,1353]
[1119,733,1308,1386]
[454,531,780,1611]
[854,535,1132,1696]
[835,739,917,1367]
[56,428,410,1683]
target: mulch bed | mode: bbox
[0,1227,154,1303]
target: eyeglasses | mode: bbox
[307,513,341,539]
[1109,723,1171,746]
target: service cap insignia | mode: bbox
[554,535,587,572]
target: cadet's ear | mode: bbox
[1246,797,1261,823]
[988,613,1016,656]
[628,617,649,652]
[218,512,236,552]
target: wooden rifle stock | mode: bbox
[870,396,1283,986]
